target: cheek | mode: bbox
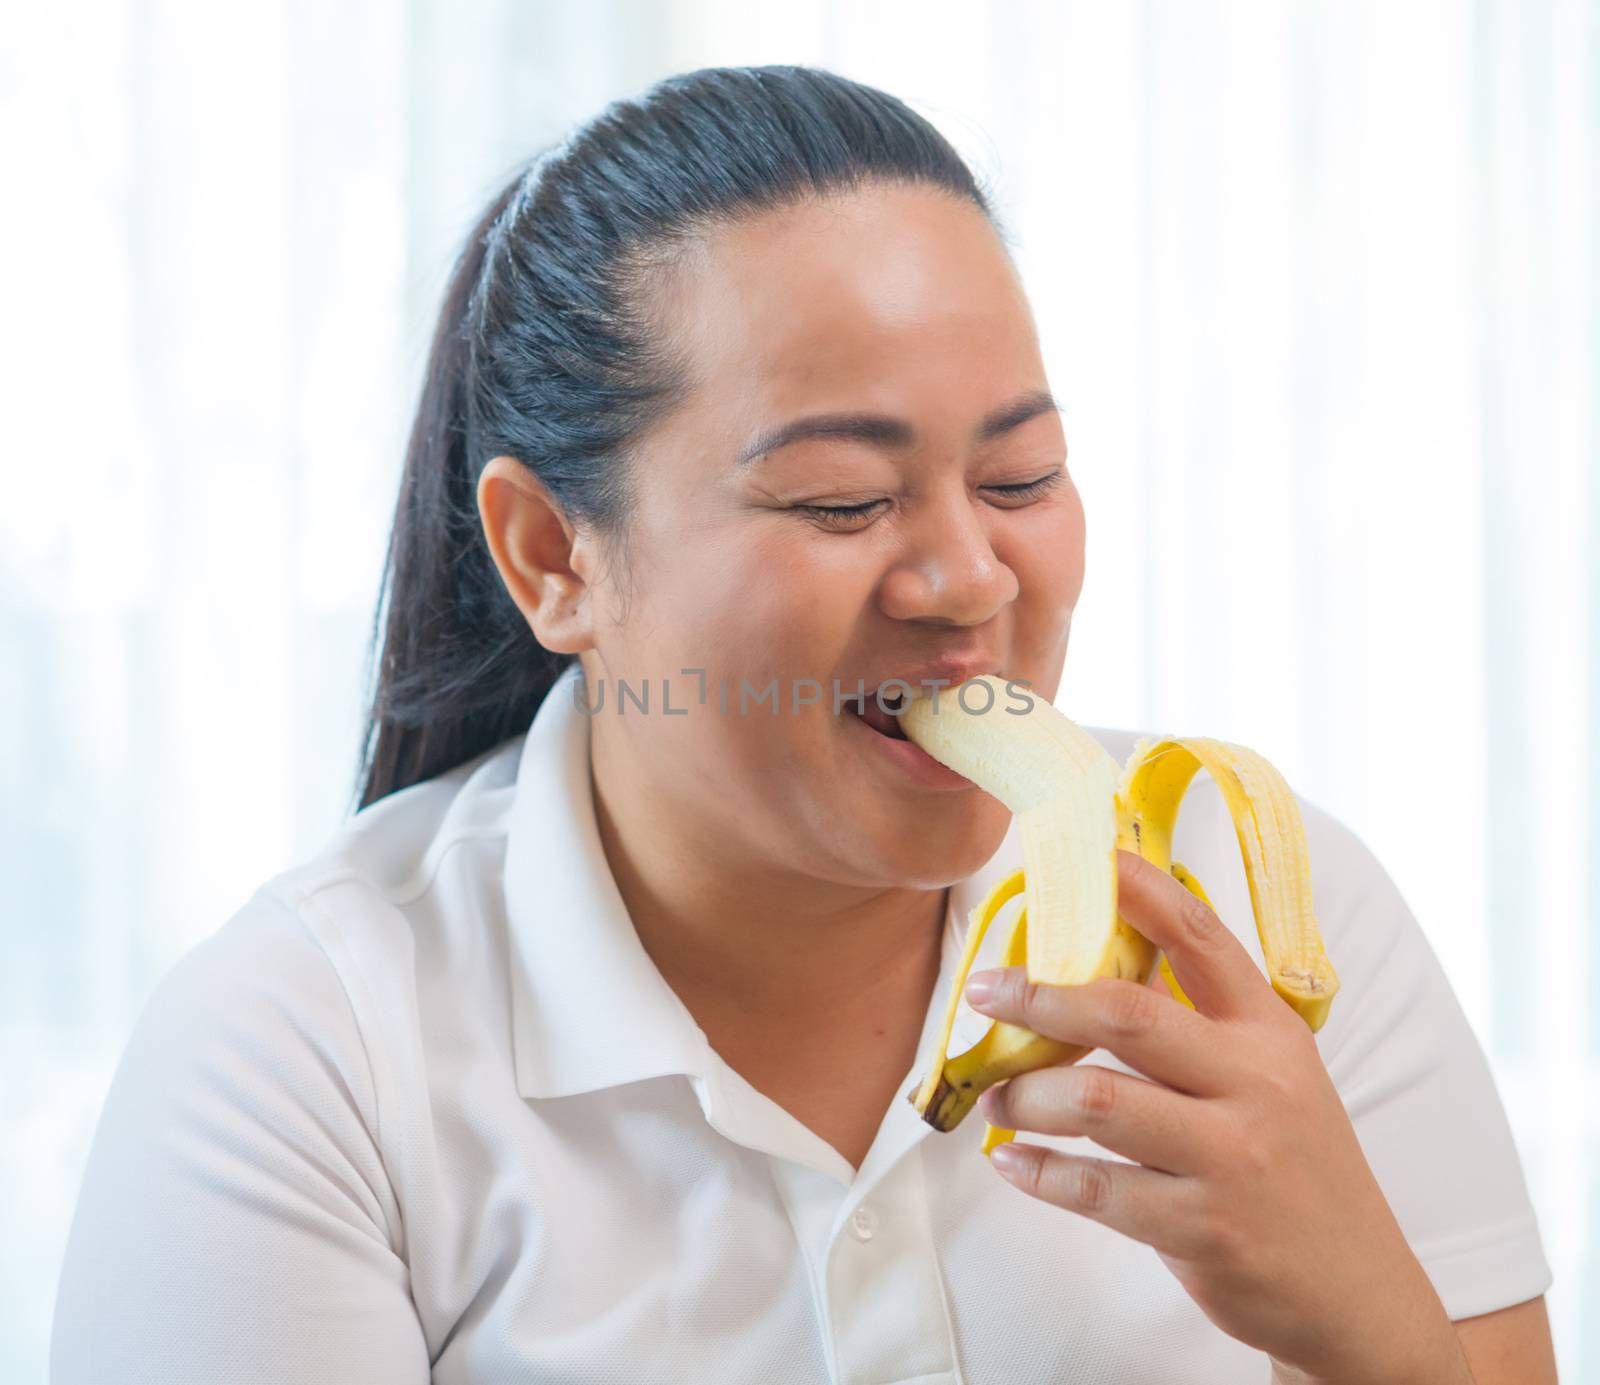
[1014,480,1088,609]
[621,528,866,842]
[603,519,861,748]
[694,526,867,675]
[1059,478,1088,595]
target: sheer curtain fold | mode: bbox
[3,2,1591,1381]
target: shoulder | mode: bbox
[56,903,435,1383]
[252,733,528,1003]
[284,733,526,909]
[134,734,530,1142]
[122,888,383,1152]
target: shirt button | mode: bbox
[850,1205,877,1242]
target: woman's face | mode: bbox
[579,180,1085,890]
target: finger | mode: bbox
[965,966,1242,1096]
[1115,849,1277,1024]
[979,1064,1214,1176]
[987,1142,1209,1257]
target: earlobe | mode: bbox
[476,456,596,654]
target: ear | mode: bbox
[477,455,597,654]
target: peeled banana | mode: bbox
[900,676,1339,1156]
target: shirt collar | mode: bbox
[505,662,713,1099]
[504,661,1020,1104]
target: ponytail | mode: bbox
[353,165,573,812]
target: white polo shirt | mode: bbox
[51,662,1553,1384]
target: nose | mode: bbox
[877,484,1020,624]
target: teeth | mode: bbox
[854,696,907,739]
[899,675,1340,1155]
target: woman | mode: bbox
[52,65,1554,1383]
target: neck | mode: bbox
[586,752,948,1037]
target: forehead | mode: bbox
[656,182,1042,426]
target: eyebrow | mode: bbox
[734,389,1062,467]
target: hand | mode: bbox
[962,849,1467,1384]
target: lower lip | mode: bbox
[843,708,976,791]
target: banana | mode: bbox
[900,676,1339,1152]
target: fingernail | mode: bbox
[965,969,1000,1005]
[989,1142,1022,1171]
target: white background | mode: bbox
[1,1,1593,1380]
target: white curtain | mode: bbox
[3,2,1592,1379]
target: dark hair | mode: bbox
[352,64,1001,812]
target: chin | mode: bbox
[853,793,1011,888]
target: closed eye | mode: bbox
[984,470,1065,504]
[795,469,1065,529]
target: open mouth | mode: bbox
[847,688,910,740]
[837,681,974,789]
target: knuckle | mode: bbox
[1233,1126,1273,1179]
[1181,1184,1245,1262]
[1196,1209,1243,1263]
[1179,889,1225,947]
[1230,1096,1293,1178]
[1011,1146,1045,1196]
[1018,976,1050,1020]
[1068,1158,1115,1212]
[1252,1025,1320,1106]
[1104,979,1159,1037]
[1071,1066,1118,1122]
[1258,1055,1304,1109]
